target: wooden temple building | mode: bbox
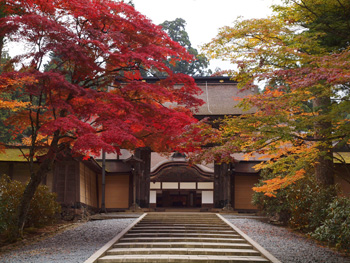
[1,77,349,213]
[90,76,262,212]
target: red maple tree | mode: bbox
[0,0,203,236]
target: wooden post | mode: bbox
[135,147,151,208]
[100,150,107,213]
[124,155,143,211]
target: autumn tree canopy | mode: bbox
[200,0,350,196]
[0,0,203,236]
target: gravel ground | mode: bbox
[223,215,350,263]
[0,218,135,263]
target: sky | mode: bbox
[132,0,281,70]
[7,0,280,71]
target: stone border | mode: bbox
[217,213,281,263]
[83,213,147,263]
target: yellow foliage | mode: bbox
[21,134,53,147]
[0,100,29,110]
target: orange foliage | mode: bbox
[253,169,306,197]
[0,75,35,110]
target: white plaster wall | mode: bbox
[162,182,179,189]
[150,190,156,204]
[202,191,213,204]
[198,182,214,189]
[150,153,169,170]
[180,182,196,189]
[150,182,161,189]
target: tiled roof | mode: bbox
[0,149,31,162]
[194,82,257,115]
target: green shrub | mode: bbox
[252,182,291,224]
[252,168,295,224]
[312,197,350,251]
[0,176,25,236]
[287,178,335,232]
[26,184,61,227]
[0,175,61,239]
[252,169,336,232]
[252,169,350,252]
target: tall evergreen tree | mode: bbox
[158,18,211,76]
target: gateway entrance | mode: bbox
[149,162,215,209]
[149,181,214,209]
[156,190,201,208]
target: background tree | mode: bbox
[153,18,211,76]
[121,0,134,7]
[0,0,203,237]
[275,0,350,51]
[0,51,32,145]
[200,0,350,196]
[0,2,5,60]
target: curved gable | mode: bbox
[150,161,213,182]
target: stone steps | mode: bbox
[98,255,270,262]
[94,213,274,262]
[131,228,232,233]
[139,221,226,224]
[136,223,227,227]
[119,237,248,243]
[113,242,253,249]
[129,228,235,233]
[106,247,261,256]
[132,226,230,230]
[124,233,241,238]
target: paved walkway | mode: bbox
[86,212,280,263]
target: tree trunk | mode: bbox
[0,2,6,64]
[0,37,3,64]
[313,95,334,186]
[16,157,55,237]
[314,149,334,186]
[15,134,59,238]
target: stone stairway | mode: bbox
[96,213,275,263]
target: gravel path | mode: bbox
[223,215,350,263]
[0,218,135,263]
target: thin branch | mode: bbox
[291,133,345,142]
[17,146,30,163]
